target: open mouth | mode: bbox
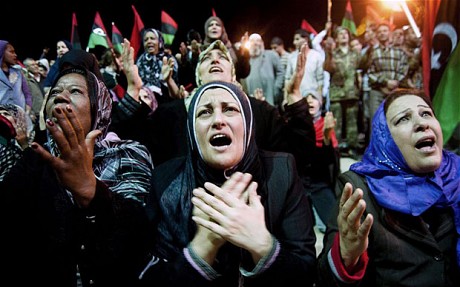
[210,134,231,147]
[209,66,223,73]
[415,136,435,150]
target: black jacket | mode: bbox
[140,150,317,286]
[0,149,150,287]
[317,171,460,287]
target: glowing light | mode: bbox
[382,0,404,12]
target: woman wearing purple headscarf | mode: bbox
[317,88,460,286]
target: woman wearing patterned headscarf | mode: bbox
[136,28,179,105]
[139,81,317,287]
[0,62,154,286]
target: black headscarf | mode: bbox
[156,81,262,258]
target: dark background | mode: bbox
[1,0,422,61]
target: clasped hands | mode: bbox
[190,172,273,264]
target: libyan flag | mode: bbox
[427,0,460,144]
[130,5,145,59]
[71,13,82,50]
[87,11,112,50]
[161,10,178,46]
[112,22,123,54]
[341,0,357,36]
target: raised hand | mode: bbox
[337,182,373,268]
[31,105,100,208]
[122,39,143,102]
[286,43,309,104]
[161,56,175,82]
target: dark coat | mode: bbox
[317,171,460,287]
[0,149,150,287]
[139,150,317,287]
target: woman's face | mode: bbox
[46,73,92,135]
[56,41,70,58]
[143,31,160,55]
[306,95,321,116]
[195,88,245,170]
[207,20,223,40]
[139,88,153,108]
[386,95,443,173]
[0,109,16,128]
[198,49,233,84]
[3,44,18,66]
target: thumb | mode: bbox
[85,130,102,155]
[162,56,168,64]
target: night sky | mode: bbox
[1,0,420,61]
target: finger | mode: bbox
[192,215,225,236]
[162,56,168,65]
[31,142,60,168]
[85,130,102,156]
[168,57,175,67]
[191,194,226,223]
[247,182,260,207]
[359,213,374,239]
[339,182,353,209]
[347,198,367,228]
[46,116,71,155]
[63,105,86,144]
[220,172,253,199]
[51,106,81,151]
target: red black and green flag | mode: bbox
[424,0,460,144]
[161,10,178,46]
[301,19,317,36]
[87,11,112,50]
[71,13,82,50]
[112,22,123,54]
[130,5,145,59]
[341,0,357,36]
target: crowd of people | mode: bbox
[1,13,459,287]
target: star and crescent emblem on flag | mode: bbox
[92,27,107,37]
[431,23,458,70]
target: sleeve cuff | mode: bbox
[184,245,220,281]
[328,233,368,283]
[239,235,280,277]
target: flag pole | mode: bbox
[327,0,332,37]
[400,2,421,38]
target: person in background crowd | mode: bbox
[304,90,339,234]
[285,29,324,106]
[324,26,361,159]
[136,28,179,105]
[242,33,284,107]
[0,103,34,150]
[99,48,127,101]
[367,22,408,122]
[317,88,460,286]
[22,57,45,123]
[0,113,22,181]
[202,15,250,82]
[42,39,73,93]
[0,40,33,116]
[139,85,158,116]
